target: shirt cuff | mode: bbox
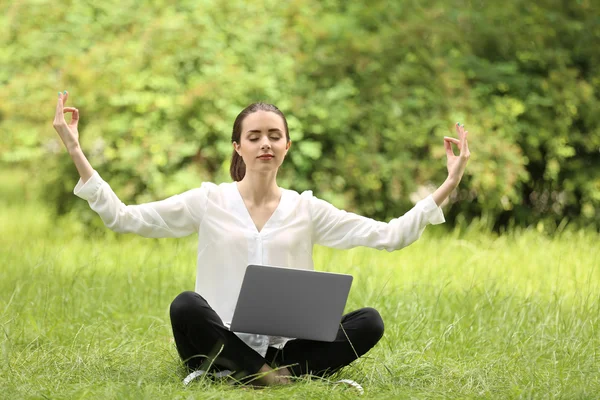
[418,195,446,225]
[73,171,102,200]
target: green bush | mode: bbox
[1,0,598,229]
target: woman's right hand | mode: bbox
[53,91,80,152]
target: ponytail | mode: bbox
[230,150,246,181]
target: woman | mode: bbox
[52,91,470,386]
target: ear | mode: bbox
[233,141,241,156]
[285,140,292,153]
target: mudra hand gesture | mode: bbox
[52,91,80,153]
[51,90,94,181]
[443,123,471,186]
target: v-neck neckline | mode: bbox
[232,182,286,234]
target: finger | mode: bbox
[71,108,79,125]
[462,131,469,153]
[463,136,471,158]
[56,92,64,114]
[63,107,79,125]
[444,138,455,157]
[54,93,66,124]
[455,122,466,150]
[444,137,460,153]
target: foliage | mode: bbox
[1,0,599,228]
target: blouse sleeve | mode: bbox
[309,193,445,251]
[73,171,208,238]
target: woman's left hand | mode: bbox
[443,123,471,187]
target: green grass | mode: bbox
[1,185,599,399]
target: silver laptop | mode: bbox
[230,264,353,342]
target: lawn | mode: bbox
[1,186,599,399]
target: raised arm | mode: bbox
[310,194,445,251]
[310,123,471,250]
[52,91,94,183]
[52,90,205,238]
[432,122,471,206]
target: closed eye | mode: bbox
[249,136,281,142]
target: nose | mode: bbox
[260,137,271,149]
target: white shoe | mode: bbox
[183,369,232,386]
[334,379,364,395]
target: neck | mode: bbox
[236,170,280,205]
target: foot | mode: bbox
[255,364,292,386]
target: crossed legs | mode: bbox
[169,291,384,383]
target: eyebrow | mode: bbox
[246,129,283,134]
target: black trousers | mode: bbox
[169,291,384,378]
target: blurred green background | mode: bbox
[1,0,599,230]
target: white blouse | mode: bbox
[74,171,445,357]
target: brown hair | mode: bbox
[230,102,290,181]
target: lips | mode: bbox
[258,155,274,159]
